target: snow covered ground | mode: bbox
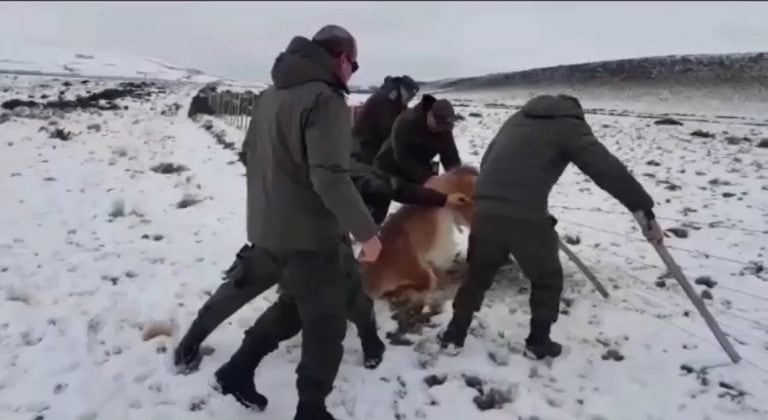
[0,45,222,84]
[1,74,767,420]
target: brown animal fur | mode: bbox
[362,165,478,316]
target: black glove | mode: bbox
[547,214,558,228]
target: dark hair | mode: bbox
[312,25,356,58]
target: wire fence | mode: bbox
[203,88,768,371]
[204,89,364,131]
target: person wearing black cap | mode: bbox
[371,94,464,219]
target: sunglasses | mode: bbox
[342,53,359,73]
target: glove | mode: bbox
[635,209,664,246]
[547,214,558,228]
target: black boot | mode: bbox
[524,318,562,360]
[438,312,473,353]
[213,336,276,412]
[360,329,385,369]
[294,400,336,420]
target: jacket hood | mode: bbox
[270,36,348,93]
[416,94,437,114]
[521,95,585,119]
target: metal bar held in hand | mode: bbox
[558,240,610,299]
[633,213,741,363]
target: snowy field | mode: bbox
[1,73,767,420]
[0,46,221,84]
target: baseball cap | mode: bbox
[431,99,460,126]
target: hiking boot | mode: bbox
[294,401,336,420]
[214,362,268,412]
[212,334,278,412]
[438,313,473,353]
[523,338,563,360]
[361,332,385,369]
[523,318,563,360]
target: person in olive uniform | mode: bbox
[369,94,464,220]
[350,75,419,165]
[211,25,382,420]
[439,94,665,360]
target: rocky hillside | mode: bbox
[425,52,768,92]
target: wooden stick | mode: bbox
[633,213,741,363]
[558,240,610,299]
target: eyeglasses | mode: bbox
[341,52,359,74]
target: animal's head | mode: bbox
[424,165,479,227]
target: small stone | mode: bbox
[152,234,164,241]
[725,136,749,145]
[189,397,207,412]
[463,375,484,394]
[690,130,715,139]
[141,234,150,239]
[601,349,625,361]
[87,123,102,132]
[423,374,447,388]
[694,276,717,289]
[666,227,689,238]
[50,128,73,141]
[756,139,768,148]
[655,280,666,288]
[488,348,510,366]
[54,383,68,394]
[646,160,662,166]
[721,192,736,198]
[176,195,201,209]
[125,270,138,278]
[701,290,713,300]
[473,387,513,411]
[654,118,683,126]
[151,162,188,174]
[109,199,125,218]
[708,178,732,186]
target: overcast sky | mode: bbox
[1,1,767,85]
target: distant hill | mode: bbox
[423,52,768,92]
[0,45,224,84]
